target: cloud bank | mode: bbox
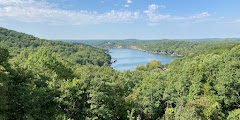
[0,0,140,25]
[144,4,211,24]
[0,0,216,25]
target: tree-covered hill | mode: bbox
[139,40,240,56]
[161,44,240,119]
[64,39,159,49]
[0,27,111,66]
[0,27,239,119]
[72,39,240,56]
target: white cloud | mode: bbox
[124,5,130,7]
[0,0,140,25]
[0,0,28,5]
[144,4,212,23]
[125,0,132,7]
[127,0,132,4]
[217,18,240,24]
[0,1,219,26]
[144,4,170,22]
[159,5,166,8]
[144,4,165,12]
[232,19,240,23]
[147,4,159,11]
[191,12,210,19]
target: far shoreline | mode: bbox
[108,46,184,57]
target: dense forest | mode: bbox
[73,39,240,56]
[64,39,159,50]
[0,27,111,66]
[0,27,240,119]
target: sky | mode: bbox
[0,0,240,40]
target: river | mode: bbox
[109,48,178,71]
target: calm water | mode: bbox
[109,48,178,71]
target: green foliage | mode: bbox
[127,108,136,120]
[51,65,127,119]
[73,39,240,56]
[0,27,239,119]
[0,47,9,119]
[145,60,163,70]
[7,49,63,119]
[0,46,9,64]
[162,45,240,120]
[164,107,175,120]
[0,27,111,66]
[68,39,159,50]
[179,86,223,120]
[227,109,240,120]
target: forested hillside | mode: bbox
[0,28,239,119]
[139,40,240,56]
[0,27,111,66]
[65,39,159,49]
[73,39,240,56]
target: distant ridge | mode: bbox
[124,39,139,40]
[173,38,240,41]
[56,38,240,42]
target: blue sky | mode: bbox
[0,0,240,39]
